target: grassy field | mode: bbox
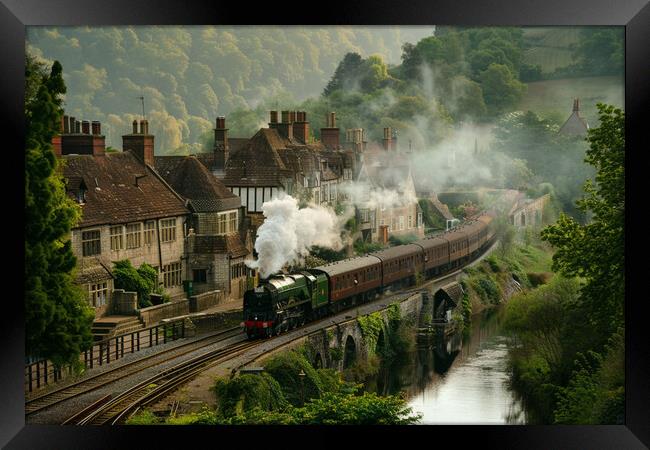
[523,27,580,74]
[518,76,624,125]
[522,27,582,74]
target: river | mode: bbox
[364,306,528,424]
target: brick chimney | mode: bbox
[321,112,340,150]
[293,111,310,144]
[269,110,279,130]
[123,118,154,166]
[54,112,105,157]
[382,127,392,150]
[277,110,293,140]
[345,128,365,153]
[214,116,229,170]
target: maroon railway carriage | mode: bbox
[370,244,423,290]
[313,255,382,312]
[477,211,497,243]
[440,225,471,268]
[412,235,450,277]
[465,220,484,255]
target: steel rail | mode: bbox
[26,326,242,416]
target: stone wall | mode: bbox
[189,290,225,313]
[71,215,186,299]
[190,311,243,334]
[137,299,189,327]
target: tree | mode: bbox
[25,55,94,366]
[323,52,363,96]
[479,63,526,116]
[541,103,624,345]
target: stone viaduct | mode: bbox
[248,278,464,372]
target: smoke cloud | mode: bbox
[246,194,345,278]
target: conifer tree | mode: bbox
[25,55,94,367]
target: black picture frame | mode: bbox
[3,0,648,447]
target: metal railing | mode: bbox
[25,319,186,393]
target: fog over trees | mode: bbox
[27,26,435,152]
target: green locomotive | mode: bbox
[243,271,328,338]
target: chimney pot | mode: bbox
[132,120,138,134]
[270,110,278,124]
[62,115,69,133]
[75,120,81,134]
[91,121,101,135]
[81,120,90,134]
[281,110,290,123]
[70,116,76,133]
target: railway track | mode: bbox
[71,340,258,425]
[25,326,243,417]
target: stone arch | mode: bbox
[313,352,324,369]
[343,335,357,369]
[376,327,386,355]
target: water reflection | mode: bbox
[364,306,527,424]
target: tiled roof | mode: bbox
[154,156,240,212]
[559,111,589,135]
[74,258,113,285]
[191,233,249,258]
[223,128,292,187]
[63,151,189,228]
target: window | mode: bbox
[228,211,238,233]
[231,262,246,279]
[88,282,109,307]
[163,261,182,288]
[408,215,412,229]
[82,229,101,256]
[160,219,176,243]
[193,269,207,283]
[144,221,155,245]
[218,214,227,234]
[126,223,141,249]
[110,226,124,251]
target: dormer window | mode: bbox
[76,188,86,204]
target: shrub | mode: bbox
[113,260,159,308]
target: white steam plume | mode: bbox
[246,194,345,278]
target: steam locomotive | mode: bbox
[243,211,497,339]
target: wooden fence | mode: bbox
[25,319,186,393]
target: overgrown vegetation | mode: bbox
[112,260,161,308]
[128,345,421,425]
[504,105,624,424]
